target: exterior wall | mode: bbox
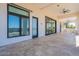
[0,3,60,46]
[0,4,32,46]
[56,20,61,33]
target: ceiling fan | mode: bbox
[57,4,71,14]
[62,8,71,14]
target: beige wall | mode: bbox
[57,12,79,19]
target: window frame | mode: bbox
[45,16,57,35]
[7,4,30,38]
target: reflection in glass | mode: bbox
[21,17,29,35]
[9,14,20,37]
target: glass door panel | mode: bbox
[51,22,55,33]
[21,17,30,36]
[45,16,56,35]
[32,17,38,38]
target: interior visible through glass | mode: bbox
[21,17,29,35]
[46,17,56,35]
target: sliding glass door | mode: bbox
[8,4,30,38]
[45,16,56,35]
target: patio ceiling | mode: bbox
[16,3,79,18]
[31,3,79,15]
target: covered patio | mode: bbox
[0,3,79,56]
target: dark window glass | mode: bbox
[9,14,20,37]
[8,4,30,38]
[9,6,29,16]
[21,17,30,35]
[45,16,56,35]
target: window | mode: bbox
[66,22,76,29]
[21,17,30,35]
[8,14,20,37]
[45,16,56,35]
[7,4,30,38]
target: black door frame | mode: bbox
[32,16,38,38]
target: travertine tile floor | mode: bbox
[0,32,79,56]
